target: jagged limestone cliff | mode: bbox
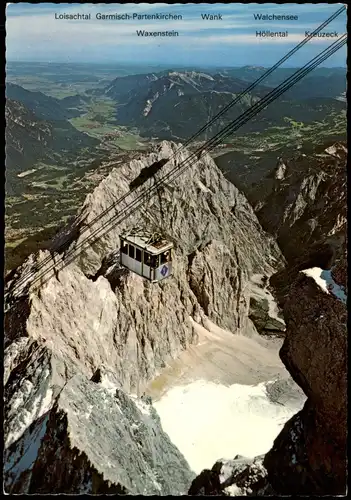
[252,142,347,263]
[188,143,347,496]
[263,244,347,495]
[4,141,284,494]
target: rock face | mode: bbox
[188,456,271,496]
[264,257,348,495]
[4,141,283,493]
[188,143,347,496]
[261,148,347,495]
[248,296,285,335]
[247,275,286,336]
[4,363,194,494]
[252,142,347,263]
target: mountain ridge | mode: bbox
[5,95,100,195]
[96,69,346,140]
[4,140,287,493]
[6,82,84,121]
[188,141,347,495]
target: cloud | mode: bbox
[5,3,347,64]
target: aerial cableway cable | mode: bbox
[181,5,346,148]
[6,35,347,299]
[132,37,348,211]
[5,35,346,301]
[8,6,346,292]
[6,35,346,299]
[159,36,347,188]
[191,36,348,153]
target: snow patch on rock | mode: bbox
[153,379,301,474]
[6,370,53,449]
[4,414,49,490]
[301,267,347,304]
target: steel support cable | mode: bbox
[9,6,346,289]
[9,7,346,293]
[168,37,347,185]
[181,5,346,147]
[6,35,345,300]
[145,37,347,203]
[7,36,346,298]
[197,36,348,152]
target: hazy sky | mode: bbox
[6,3,347,67]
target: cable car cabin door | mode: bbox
[143,251,156,281]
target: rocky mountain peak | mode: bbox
[263,251,347,494]
[187,140,347,496]
[4,140,284,494]
[324,142,347,158]
[274,157,287,180]
[167,71,215,84]
[251,142,347,262]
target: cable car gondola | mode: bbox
[120,231,173,282]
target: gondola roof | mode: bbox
[120,232,173,255]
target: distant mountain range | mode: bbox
[5,66,346,187]
[5,83,87,121]
[103,70,270,102]
[104,71,267,139]
[5,88,99,194]
[97,69,346,140]
[214,66,346,96]
[226,67,346,100]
